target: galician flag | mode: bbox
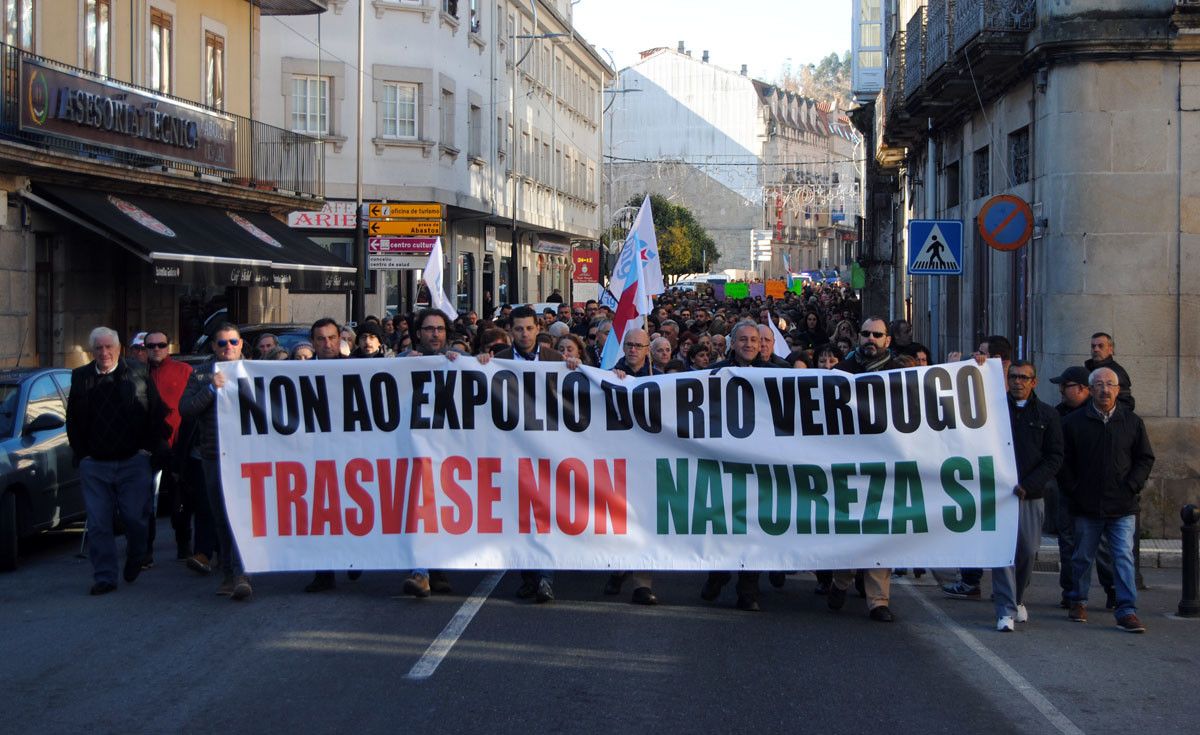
[600,196,663,369]
[421,237,459,322]
[781,252,793,290]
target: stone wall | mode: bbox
[0,208,34,368]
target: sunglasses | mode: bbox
[145,342,169,349]
[859,330,886,339]
[216,338,241,347]
[486,344,507,353]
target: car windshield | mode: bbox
[0,383,19,437]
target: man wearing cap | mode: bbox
[128,332,149,364]
[352,322,392,358]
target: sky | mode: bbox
[571,0,853,82]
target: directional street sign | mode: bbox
[368,254,427,270]
[366,220,442,237]
[365,203,443,219]
[977,195,1034,252]
[907,219,963,276]
[368,237,437,253]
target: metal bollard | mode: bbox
[1179,505,1200,618]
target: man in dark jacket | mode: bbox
[144,330,193,564]
[67,326,168,595]
[1060,366,1155,632]
[993,361,1063,631]
[179,323,252,601]
[1084,332,1134,412]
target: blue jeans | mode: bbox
[201,458,243,578]
[80,454,152,585]
[1069,514,1137,619]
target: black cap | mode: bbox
[358,322,384,341]
[1049,365,1090,385]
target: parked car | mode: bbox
[0,368,82,571]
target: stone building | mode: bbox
[856,0,1200,534]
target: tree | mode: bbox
[776,50,852,108]
[620,194,719,282]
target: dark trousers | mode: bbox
[707,571,760,598]
[200,457,242,577]
[184,458,217,559]
[80,454,152,585]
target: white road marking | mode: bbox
[405,571,504,680]
[896,579,1086,735]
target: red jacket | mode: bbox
[149,357,193,448]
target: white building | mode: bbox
[259,0,611,318]
[607,44,860,276]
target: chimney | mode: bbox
[740,64,748,76]
[677,41,685,53]
[702,50,709,63]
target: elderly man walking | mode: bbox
[1060,367,1155,632]
[67,327,168,595]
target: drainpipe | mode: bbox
[927,118,938,360]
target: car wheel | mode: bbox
[0,492,17,572]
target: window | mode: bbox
[85,0,110,75]
[468,103,482,157]
[944,160,960,208]
[442,0,457,17]
[469,0,480,34]
[973,146,989,199]
[496,115,506,156]
[440,89,455,147]
[382,82,418,138]
[1008,126,1030,185]
[149,7,172,93]
[292,75,329,134]
[24,375,65,427]
[3,0,33,50]
[204,31,225,109]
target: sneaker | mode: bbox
[403,573,431,598]
[941,582,982,600]
[217,574,236,596]
[997,616,1015,632]
[231,575,252,601]
[1015,604,1029,623]
[1068,602,1087,623]
[186,553,212,575]
[535,578,554,604]
[1116,614,1146,633]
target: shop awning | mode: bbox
[26,185,355,292]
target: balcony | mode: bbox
[953,0,1035,57]
[926,0,952,73]
[0,42,322,198]
[904,7,925,103]
[882,28,922,149]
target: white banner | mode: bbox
[215,359,1019,573]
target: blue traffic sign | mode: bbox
[907,219,963,276]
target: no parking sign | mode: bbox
[977,195,1034,252]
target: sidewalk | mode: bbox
[1036,535,1183,570]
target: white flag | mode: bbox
[421,237,458,322]
[769,318,790,360]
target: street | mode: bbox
[2,523,1195,735]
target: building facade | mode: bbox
[0,0,350,368]
[856,0,1200,535]
[606,44,860,277]
[258,0,610,318]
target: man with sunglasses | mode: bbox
[828,316,901,622]
[179,324,252,601]
[143,331,193,565]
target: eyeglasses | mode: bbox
[1060,382,1083,390]
[859,330,886,339]
[216,338,240,347]
[145,342,169,350]
[421,326,447,333]
[1008,375,1035,383]
[624,343,649,349]
[1091,381,1120,389]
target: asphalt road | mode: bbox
[2,523,1196,734]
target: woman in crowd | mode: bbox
[291,342,315,360]
[556,333,590,366]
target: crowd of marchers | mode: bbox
[66,282,1153,633]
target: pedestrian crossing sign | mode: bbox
[908,219,963,276]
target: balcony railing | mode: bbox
[953,0,1036,53]
[0,42,322,197]
[885,28,906,112]
[926,0,952,73]
[904,7,926,101]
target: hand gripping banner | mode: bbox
[216,358,1019,573]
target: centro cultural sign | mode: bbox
[20,57,237,172]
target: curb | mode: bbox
[1036,543,1182,571]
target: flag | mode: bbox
[768,318,791,361]
[421,237,458,322]
[600,196,660,369]
[781,252,793,290]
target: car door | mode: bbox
[50,371,84,521]
[19,374,71,530]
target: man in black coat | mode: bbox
[1060,367,1155,632]
[1084,332,1134,412]
[67,326,168,595]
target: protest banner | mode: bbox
[216,359,1019,573]
[765,280,787,299]
[725,283,749,300]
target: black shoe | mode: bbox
[175,541,191,561]
[768,572,787,589]
[347,570,363,581]
[701,572,730,601]
[913,568,926,579]
[304,571,335,593]
[854,571,866,598]
[1105,588,1117,610]
[869,605,895,622]
[515,581,538,599]
[603,572,628,595]
[813,582,830,595]
[632,586,658,605]
[89,581,117,596]
[535,579,555,603]
[827,584,847,611]
[736,594,761,612]
[1060,595,1072,609]
[123,557,143,583]
[429,571,453,594]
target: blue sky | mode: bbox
[572,0,852,80]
